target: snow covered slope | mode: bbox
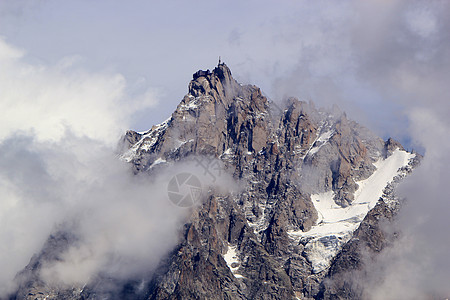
[223,244,244,278]
[289,148,415,273]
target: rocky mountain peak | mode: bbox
[15,63,420,300]
[121,62,271,168]
[188,63,241,101]
[384,137,405,157]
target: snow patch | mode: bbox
[317,129,334,143]
[179,94,210,111]
[246,202,269,237]
[223,244,244,278]
[120,118,171,162]
[307,129,334,156]
[150,158,166,167]
[180,100,199,110]
[223,148,233,155]
[289,149,415,273]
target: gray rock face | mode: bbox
[12,63,419,300]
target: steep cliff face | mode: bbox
[119,63,416,299]
[13,63,418,300]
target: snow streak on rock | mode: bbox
[223,244,244,279]
[289,149,415,273]
[121,117,171,162]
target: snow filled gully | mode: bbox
[223,244,245,279]
[288,149,415,273]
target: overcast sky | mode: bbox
[1,0,445,148]
[0,1,449,298]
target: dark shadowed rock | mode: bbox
[13,63,419,300]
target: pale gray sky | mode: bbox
[1,0,443,149]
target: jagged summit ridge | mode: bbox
[122,62,271,171]
[16,63,418,300]
[189,63,241,99]
[116,64,417,299]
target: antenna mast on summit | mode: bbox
[218,56,221,65]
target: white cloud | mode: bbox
[0,37,237,296]
[0,37,168,296]
[405,6,438,38]
[0,38,157,145]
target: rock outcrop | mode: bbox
[12,63,419,300]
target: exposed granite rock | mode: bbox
[383,137,405,158]
[13,63,419,300]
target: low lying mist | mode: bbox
[0,38,236,296]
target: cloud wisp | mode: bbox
[0,37,215,296]
[294,1,450,298]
